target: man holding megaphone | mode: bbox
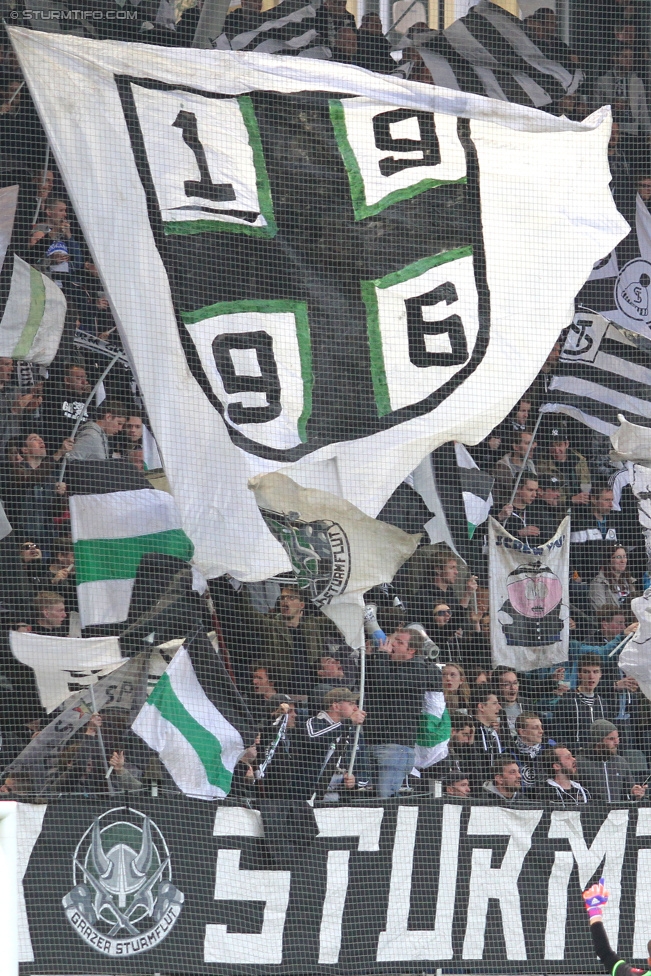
[363,628,443,798]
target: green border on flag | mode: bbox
[181,298,313,442]
[328,99,466,222]
[361,245,473,418]
[12,265,46,360]
[164,96,277,239]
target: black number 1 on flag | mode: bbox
[172,110,237,202]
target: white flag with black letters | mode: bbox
[10,630,123,713]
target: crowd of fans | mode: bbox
[0,3,648,803]
[2,345,651,805]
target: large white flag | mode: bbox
[0,184,17,275]
[10,27,627,582]
[9,631,123,713]
[489,516,570,671]
[619,591,651,702]
[249,472,419,646]
[608,417,651,566]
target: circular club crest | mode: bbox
[62,807,183,957]
[615,258,651,324]
[260,511,351,605]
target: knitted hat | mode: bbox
[590,719,618,742]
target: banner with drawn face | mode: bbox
[489,516,570,672]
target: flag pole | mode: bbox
[508,409,544,508]
[32,144,50,224]
[58,350,122,483]
[347,638,366,777]
[608,631,634,659]
[257,712,289,778]
[89,683,115,795]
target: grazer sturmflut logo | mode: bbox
[62,806,183,956]
[261,511,351,605]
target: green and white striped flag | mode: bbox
[414,691,450,770]
[0,254,66,365]
[69,468,194,627]
[132,631,257,799]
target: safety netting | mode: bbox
[0,2,650,974]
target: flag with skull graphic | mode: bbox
[9,28,627,583]
[489,516,570,671]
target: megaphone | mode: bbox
[364,604,386,644]
[406,622,440,660]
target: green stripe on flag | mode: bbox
[74,529,194,583]
[416,709,451,748]
[147,672,233,792]
[11,266,46,360]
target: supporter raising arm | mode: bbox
[582,877,651,976]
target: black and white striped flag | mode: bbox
[216,0,323,55]
[216,0,582,111]
[420,1,582,109]
[543,312,651,436]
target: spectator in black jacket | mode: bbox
[553,653,611,749]
[538,746,591,806]
[498,477,542,541]
[308,650,355,713]
[507,712,555,793]
[447,711,476,774]
[303,688,366,801]
[409,549,476,643]
[41,362,91,450]
[248,662,280,728]
[527,475,566,542]
[524,7,578,71]
[492,666,534,740]
[364,629,442,798]
[467,688,504,787]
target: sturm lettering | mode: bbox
[206,804,632,966]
